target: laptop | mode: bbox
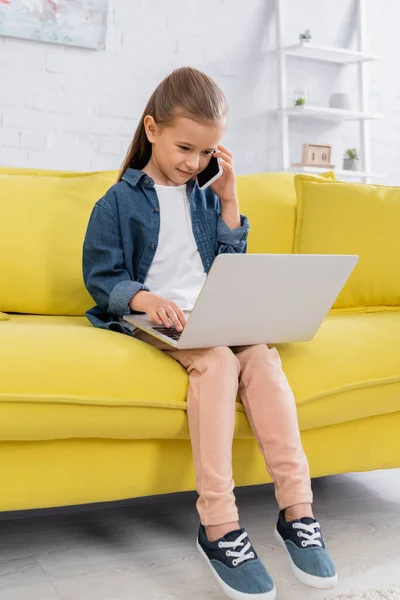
[123,253,358,349]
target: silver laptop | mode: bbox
[123,253,358,349]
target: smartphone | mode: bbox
[197,155,223,190]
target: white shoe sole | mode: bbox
[196,539,276,600]
[274,527,338,590]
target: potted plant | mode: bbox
[343,148,359,171]
[294,89,307,107]
[299,30,312,43]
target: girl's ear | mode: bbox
[144,115,158,143]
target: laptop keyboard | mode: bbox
[152,326,182,341]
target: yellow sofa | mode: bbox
[1,168,400,513]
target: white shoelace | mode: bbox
[218,531,255,566]
[292,521,323,548]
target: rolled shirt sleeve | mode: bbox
[83,203,149,318]
[108,279,148,316]
[217,213,250,254]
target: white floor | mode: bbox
[0,470,399,600]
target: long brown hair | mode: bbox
[118,67,228,181]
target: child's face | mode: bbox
[145,114,226,185]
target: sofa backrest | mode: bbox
[237,173,297,255]
[0,168,297,316]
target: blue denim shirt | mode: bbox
[82,168,250,333]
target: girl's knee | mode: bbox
[201,346,240,375]
[245,344,283,368]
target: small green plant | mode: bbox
[345,148,359,160]
[295,97,306,106]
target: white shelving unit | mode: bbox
[283,43,379,65]
[281,105,382,122]
[274,0,383,184]
[288,164,383,180]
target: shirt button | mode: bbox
[144,177,150,184]
[136,277,141,282]
[154,207,159,213]
[150,243,156,250]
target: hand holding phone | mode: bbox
[198,146,237,205]
[197,154,223,190]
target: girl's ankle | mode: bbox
[284,502,314,522]
[205,521,240,542]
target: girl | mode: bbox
[83,67,337,600]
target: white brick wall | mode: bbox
[0,0,399,183]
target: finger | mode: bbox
[152,312,163,325]
[165,307,183,331]
[220,161,235,178]
[173,306,187,328]
[157,308,172,328]
[214,150,233,165]
[217,144,233,159]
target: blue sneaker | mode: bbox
[197,524,276,599]
[274,510,338,589]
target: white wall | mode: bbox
[0,0,399,183]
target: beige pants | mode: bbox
[134,329,313,526]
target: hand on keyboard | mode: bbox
[129,292,187,332]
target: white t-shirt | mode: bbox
[143,184,207,310]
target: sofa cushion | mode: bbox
[237,171,335,255]
[0,170,117,316]
[1,313,399,442]
[237,172,298,254]
[294,174,400,311]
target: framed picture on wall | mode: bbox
[0,0,108,50]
